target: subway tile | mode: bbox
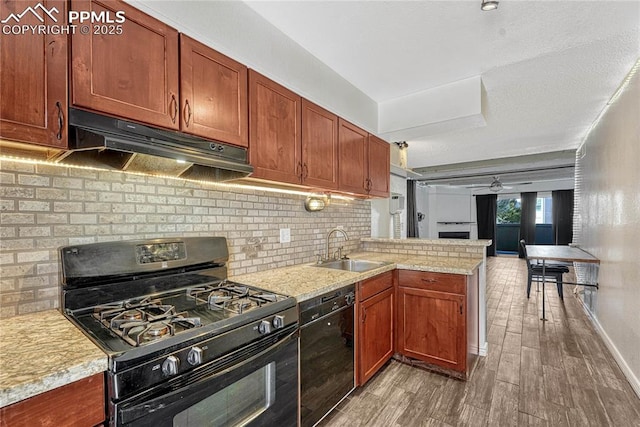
[0,227,16,238]
[16,251,50,263]
[85,202,112,213]
[68,168,98,179]
[68,236,96,245]
[19,226,51,237]
[1,213,35,224]
[85,181,111,191]
[70,214,98,224]
[18,175,49,186]
[112,183,135,192]
[36,188,69,200]
[100,192,124,203]
[69,190,97,201]
[0,199,15,211]
[53,201,83,212]
[18,200,50,211]
[18,275,50,288]
[53,225,84,236]
[0,172,16,184]
[53,177,83,189]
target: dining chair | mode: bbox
[520,240,570,300]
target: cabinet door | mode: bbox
[367,135,390,198]
[249,71,302,184]
[0,0,67,148]
[397,287,466,372]
[0,373,104,426]
[301,99,338,189]
[338,118,368,195]
[180,35,248,147]
[358,287,394,385]
[70,0,179,129]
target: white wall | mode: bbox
[415,186,475,239]
[370,175,407,238]
[128,0,378,132]
[574,64,640,396]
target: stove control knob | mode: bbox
[162,355,180,376]
[187,347,204,366]
[258,320,272,335]
[272,315,285,329]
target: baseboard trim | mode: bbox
[577,297,640,399]
[478,341,488,357]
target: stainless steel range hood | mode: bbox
[54,109,253,181]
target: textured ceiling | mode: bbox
[244,1,640,172]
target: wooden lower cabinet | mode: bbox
[0,373,105,427]
[357,271,394,386]
[396,270,478,378]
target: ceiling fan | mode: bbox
[466,176,532,192]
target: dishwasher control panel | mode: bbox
[298,285,355,326]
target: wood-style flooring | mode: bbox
[321,256,640,426]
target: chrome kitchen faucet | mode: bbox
[325,228,349,261]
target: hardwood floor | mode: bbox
[321,256,640,426]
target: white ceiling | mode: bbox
[244,0,640,172]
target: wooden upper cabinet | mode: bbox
[301,99,338,189]
[367,134,390,197]
[249,70,302,183]
[179,35,248,147]
[338,119,390,197]
[70,0,180,130]
[0,0,68,148]
[338,118,368,195]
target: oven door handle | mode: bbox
[118,329,298,425]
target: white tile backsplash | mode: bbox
[0,160,370,317]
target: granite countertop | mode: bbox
[0,251,482,409]
[231,251,483,302]
[0,310,108,408]
[361,237,492,247]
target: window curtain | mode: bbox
[552,189,574,245]
[406,180,419,238]
[476,194,497,256]
[519,192,538,258]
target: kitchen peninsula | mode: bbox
[0,238,489,420]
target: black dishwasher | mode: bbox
[299,285,355,427]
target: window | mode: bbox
[497,197,521,224]
[535,196,553,224]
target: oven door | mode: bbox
[113,329,298,427]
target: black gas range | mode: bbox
[60,237,299,427]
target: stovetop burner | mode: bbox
[188,282,286,315]
[86,281,287,347]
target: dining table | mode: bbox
[525,244,600,321]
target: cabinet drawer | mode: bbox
[398,270,465,294]
[358,271,393,301]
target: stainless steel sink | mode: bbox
[313,259,391,273]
